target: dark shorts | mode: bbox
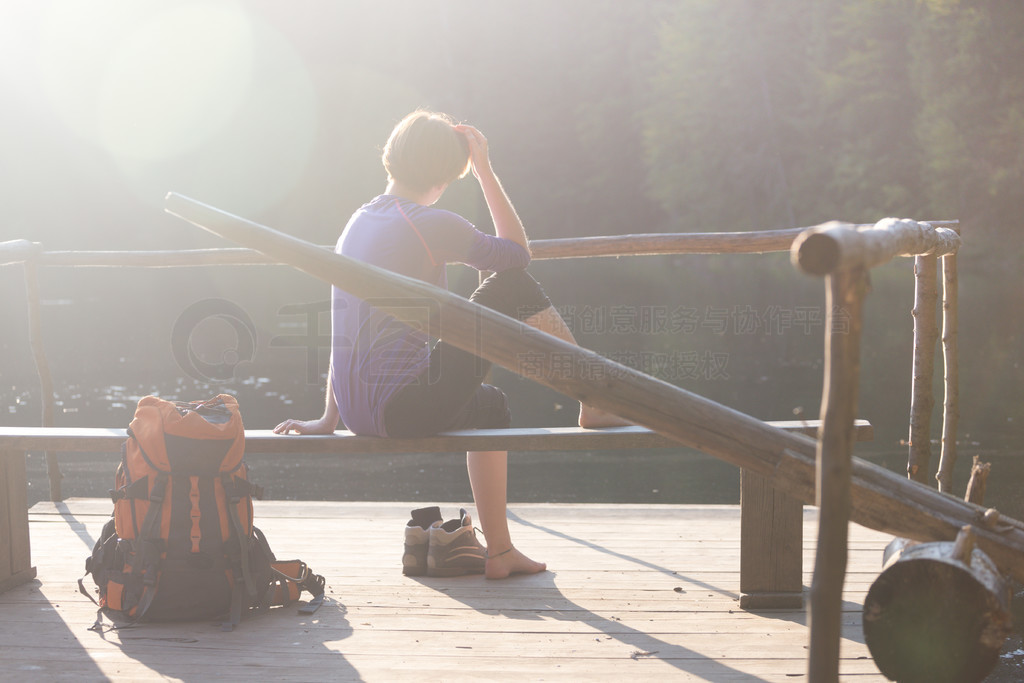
[382,269,551,438]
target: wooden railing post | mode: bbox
[22,259,62,501]
[936,250,959,493]
[908,254,939,484]
[808,267,868,683]
[789,221,963,681]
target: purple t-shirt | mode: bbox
[331,195,531,436]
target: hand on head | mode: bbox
[454,124,491,178]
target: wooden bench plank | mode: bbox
[0,420,873,605]
[0,420,872,454]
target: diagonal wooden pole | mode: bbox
[164,193,1024,584]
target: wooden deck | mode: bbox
[0,500,890,681]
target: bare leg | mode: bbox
[465,303,623,579]
[522,306,632,428]
[467,450,546,579]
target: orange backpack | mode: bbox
[80,395,324,630]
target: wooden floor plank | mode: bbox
[0,500,889,681]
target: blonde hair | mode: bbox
[382,110,471,193]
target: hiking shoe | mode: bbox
[427,508,486,577]
[403,506,443,576]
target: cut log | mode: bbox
[863,526,1012,683]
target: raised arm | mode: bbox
[455,124,531,256]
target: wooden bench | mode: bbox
[0,420,873,606]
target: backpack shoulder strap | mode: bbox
[131,472,169,622]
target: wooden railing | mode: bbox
[790,218,962,681]
[1,206,972,682]
[168,195,984,683]
[1,220,961,267]
[0,221,920,502]
[0,217,960,502]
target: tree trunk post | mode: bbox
[965,455,991,506]
[936,251,959,493]
[22,260,62,502]
[908,254,938,484]
[807,267,868,683]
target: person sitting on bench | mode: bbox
[274,110,626,579]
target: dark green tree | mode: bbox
[911,0,1024,238]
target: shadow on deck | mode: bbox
[1,500,889,681]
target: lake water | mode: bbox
[7,373,1023,525]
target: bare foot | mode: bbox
[485,547,547,580]
[578,404,633,429]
